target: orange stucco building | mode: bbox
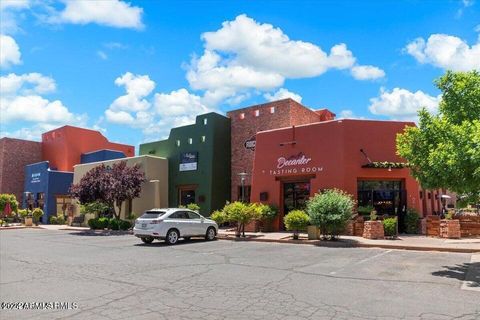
[42,126,135,172]
[250,119,436,232]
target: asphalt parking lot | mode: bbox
[1,229,479,320]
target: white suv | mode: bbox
[133,208,218,245]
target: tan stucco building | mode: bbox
[73,155,168,219]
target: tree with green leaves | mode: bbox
[397,70,480,203]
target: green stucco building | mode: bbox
[139,112,231,216]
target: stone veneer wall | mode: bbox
[0,138,42,205]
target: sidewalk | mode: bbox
[39,224,90,231]
[218,229,480,253]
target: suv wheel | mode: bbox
[141,237,154,244]
[205,227,216,241]
[166,229,179,245]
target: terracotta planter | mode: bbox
[440,219,461,239]
[24,217,33,227]
[307,225,320,240]
[363,220,384,239]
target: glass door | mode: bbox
[283,181,311,227]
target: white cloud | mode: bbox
[97,50,108,60]
[187,14,383,105]
[0,34,21,68]
[0,73,56,95]
[154,88,211,117]
[50,0,144,30]
[351,65,385,80]
[0,72,86,125]
[338,109,366,119]
[368,87,441,121]
[0,123,60,141]
[264,88,302,103]
[0,0,30,34]
[405,34,480,71]
[108,72,155,113]
[105,109,134,124]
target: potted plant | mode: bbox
[284,210,310,240]
[440,210,461,238]
[363,209,384,239]
[23,209,33,226]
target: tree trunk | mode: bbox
[114,201,122,220]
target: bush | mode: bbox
[210,210,227,225]
[88,218,98,229]
[307,189,356,240]
[186,203,200,212]
[223,202,260,237]
[108,218,120,230]
[404,208,419,234]
[284,210,310,239]
[97,217,109,229]
[49,215,58,224]
[57,215,65,225]
[255,204,278,221]
[357,205,374,216]
[18,209,28,219]
[119,220,131,231]
[0,194,19,214]
[383,217,397,237]
[32,208,44,224]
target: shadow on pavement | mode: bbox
[431,262,480,287]
[134,238,213,247]
[66,231,132,237]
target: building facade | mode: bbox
[227,98,335,202]
[250,119,425,231]
[73,156,168,220]
[139,112,231,216]
[0,138,42,205]
[42,126,134,172]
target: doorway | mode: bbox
[178,185,196,206]
[282,181,311,229]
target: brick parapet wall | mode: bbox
[0,138,42,205]
[227,99,323,201]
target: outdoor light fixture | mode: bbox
[238,172,249,202]
[359,148,372,163]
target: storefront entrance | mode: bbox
[357,179,407,232]
[178,185,196,206]
[282,181,311,230]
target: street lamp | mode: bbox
[238,172,249,202]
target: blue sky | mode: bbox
[1,0,479,149]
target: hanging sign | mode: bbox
[244,135,256,151]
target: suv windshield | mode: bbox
[140,211,166,219]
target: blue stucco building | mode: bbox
[23,149,126,224]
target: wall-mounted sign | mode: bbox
[269,152,322,176]
[277,152,311,169]
[179,152,198,171]
[244,135,256,151]
[31,173,41,184]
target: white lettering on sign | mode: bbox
[269,167,323,176]
[277,153,311,169]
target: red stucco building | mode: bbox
[227,98,335,202]
[250,118,440,232]
[42,126,134,172]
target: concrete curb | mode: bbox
[0,226,42,230]
[218,235,480,253]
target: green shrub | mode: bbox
[49,215,58,224]
[357,205,374,216]
[223,201,260,237]
[108,218,120,230]
[210,210,227,225]
[383,217,397,237]
[307,189,356,240]
[186,203,200,212]
[119,220,131,231]
[255,204,278,221]
[97,217,109,229]
[18,209,28,219]
[0,194,19,214]
[56,215,65,225]
[32,208,44,224]
[404,208,419,234]
[370,210,378,221]
[88,218,98,229]
[284,210,310,239]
